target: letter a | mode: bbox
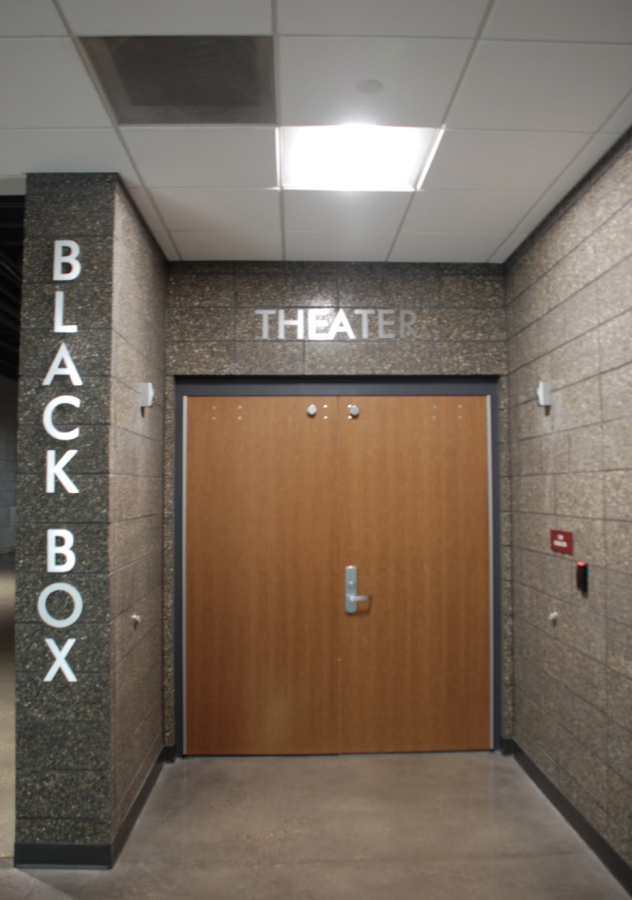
[42,342,83,386]
[327,309,356,340]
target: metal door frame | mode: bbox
[174,376,502,756]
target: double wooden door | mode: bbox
[185,394,491,755]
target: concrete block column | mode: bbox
[14,174,166,866]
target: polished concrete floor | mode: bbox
[2,754,630,899]
[0,551,629,899]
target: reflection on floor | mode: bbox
[0,552,15,863]
[1,750,630,899]
[0,548,627,898]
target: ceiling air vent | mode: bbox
[81,36,276,125]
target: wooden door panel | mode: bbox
[185,393,491,755]
[185,396,339,754]
[338,396,490,752]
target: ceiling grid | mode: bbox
[0,0,630,264]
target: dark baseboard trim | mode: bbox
[110,754,163,865]
[513,742,632,897]
[14,842,112,868]
[14,751,165,869]
[500,736,516,756]
[160,744,177,763]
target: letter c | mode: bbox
[43,395,81,441]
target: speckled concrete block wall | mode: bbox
[109,186,166,840]
[0,374,17,554]
[162,261,512,745]
[15,174,165,854]
[506,130,632,866]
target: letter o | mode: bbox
[37,582,83,629]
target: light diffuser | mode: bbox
[281,125,439,192]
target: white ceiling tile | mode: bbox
[151,188,281,231]
[549,133,623,194]
[0,128,140,184]
[126,187,168,232]
[390,232,506,262]
[278,37,471,126]
[448,41,632,132]
[0,0,65,35]
[0,1,628,266]
[602,91,632,134]
[485,0,632,43]
[57,0,272,35]
[513,191,567,235]
[277,0,490,37]
[151,231,180,261]
[488,233,529,264]
[0,39,111,128]
[405,189,542,233]
[285,232,393,261]
[121,127,277,188]
[0,176,26,194]
[424,130,590,192]
[173,230,283,261]
[283,191,410,232]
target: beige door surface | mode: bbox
[185,394,490,755]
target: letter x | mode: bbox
[43,638,77,682]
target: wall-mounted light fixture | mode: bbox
[139,382,155,414]
[536,381,551,407]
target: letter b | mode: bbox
[47,529,76,573]
[53,240,81,281]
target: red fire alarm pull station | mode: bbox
[550,529,573,554]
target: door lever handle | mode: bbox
[345,566,371,614]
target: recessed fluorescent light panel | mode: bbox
[281,125,439,192]
[417,126,445,189]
